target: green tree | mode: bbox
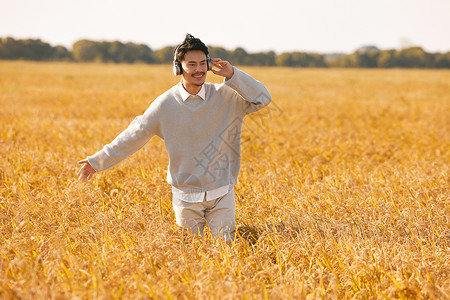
[209,46,231,61]
[72,40,101,62]
[356,51,379,68]
[107,41,126,62]
[276,52,326,67]
[249,51,276,66]
[334,53,359,68]
[231,47,250,65]
[275,52,293,66]
[0,38,55,60]
[126,43,155,63]
[53,45,72,61]
[0,37,19,59]
[434,52,450,68]
[395,47,430,68]
[154,46,175,64]
[291,52,326,67]
[378,50,396,68]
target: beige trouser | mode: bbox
[172,189,236,242]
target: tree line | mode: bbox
[1,37,449,68]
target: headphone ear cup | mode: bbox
[173,61,182,76]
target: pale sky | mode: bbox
[1,0,449,54]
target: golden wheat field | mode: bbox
[0,60,449,299]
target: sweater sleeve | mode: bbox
[224,67,272,115]
[87,99,162,172]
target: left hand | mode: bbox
[77,159,96,181]
[210,58,234,80]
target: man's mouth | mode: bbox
[193,73,205,78]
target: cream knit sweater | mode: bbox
[87,67,271,193]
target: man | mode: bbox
[77,34,271,242]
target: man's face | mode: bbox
[181,50,208,88]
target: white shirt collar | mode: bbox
[179,83,206,101]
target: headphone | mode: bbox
[173,45,212,76]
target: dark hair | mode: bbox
[174,34,209,63]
